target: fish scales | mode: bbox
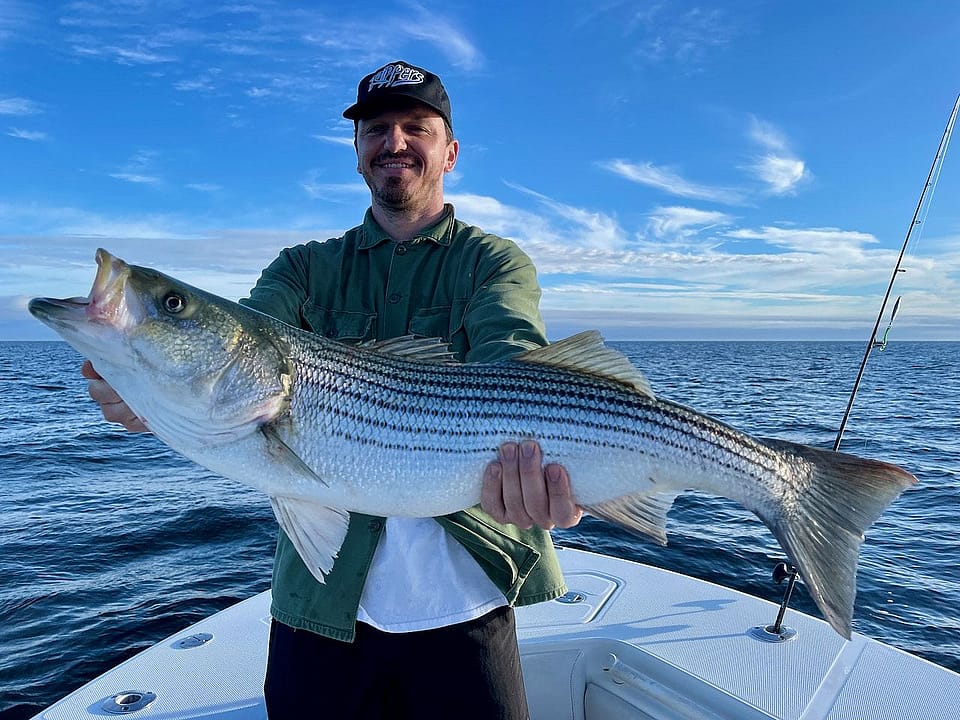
[27,249,918,638]
[280,332,796,517]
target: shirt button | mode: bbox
[388,293,401,304]
[395,244,407,255]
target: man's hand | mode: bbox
[481,440,583,530]
[80,360,149,433]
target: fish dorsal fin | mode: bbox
[361,335,458,363]
[516,331,654,397]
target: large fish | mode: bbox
[29,249,916,638]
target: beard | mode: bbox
[362,158,443,214]
[371,175,415,209]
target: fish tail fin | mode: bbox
[761,439,916,638]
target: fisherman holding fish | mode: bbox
[81,61,581,719]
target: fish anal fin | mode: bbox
[270,496,350,583]
[516,331,654,397]
[583,489,680,546]
[758,438,916,640]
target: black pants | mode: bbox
[263,605,530,719]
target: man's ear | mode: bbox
[445,139,460,173]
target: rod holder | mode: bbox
[748,561,799,643]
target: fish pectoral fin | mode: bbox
[582,489,680,546]
[270,496,350,583]
[260,425,328,487]
[515,331,654,397]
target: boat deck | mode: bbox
[33,547,960,720]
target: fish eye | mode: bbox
[161,292,187,314]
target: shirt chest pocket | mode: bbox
[301,303,377,343]
[408,301,469,356]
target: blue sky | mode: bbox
[2,0,959,341]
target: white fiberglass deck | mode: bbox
[33,547,960,720]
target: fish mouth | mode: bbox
[28,248,133,328]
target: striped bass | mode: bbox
[29,249,916,639]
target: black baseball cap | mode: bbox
[343,60,452,129]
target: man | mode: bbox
[83,60,581,719]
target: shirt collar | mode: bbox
[358,204,455,249]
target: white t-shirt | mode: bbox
[356,517,507,633]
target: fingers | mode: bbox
[81,361,149,433]
[480,440,582,531]
[516,440,549,529]
[544,463,583,529]
[482,443,534,529]
[481,459,507,525]
[80,359,101,380]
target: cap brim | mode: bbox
[342,95,450,127]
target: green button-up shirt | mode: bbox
[242,204,567,641]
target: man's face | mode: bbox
[356,105,458,214]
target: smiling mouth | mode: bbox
[375,155,419,170]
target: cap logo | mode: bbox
[368,63,425,92]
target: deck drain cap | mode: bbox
[101,691,157,714]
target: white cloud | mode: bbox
[397,2,483,71]
[0,96,41,115]
[300,170,367,201]
[0,0,33,44]
[6,127,47,140]
[752,155,807,194]
[745,117,810,195]
[109,150,162,185]
[614,4,741,70]
[600,159,744,204]
[109,172,160,184]
[727,225,876,255]
[5,186,959,341]
[647,206,733,239]
[312,134,355,147]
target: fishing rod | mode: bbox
[834,94,960,452]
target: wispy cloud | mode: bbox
[396,1,483,71]
[56,2,483,110]
[108,173,160,184]
[186,182,222,193]
[441,187,960,338]
[620,3,742,71]
[646,206,733,240]
[744,117,810,195]
[727,225,875,256]
[0,0,34,45]
[0,96,41,115]
[5,193,959,340]
[600,159,744,204]
[312,134,355,147]
[602,117,810,202]
[6,127,47,140]
[109,150,162,185]
[300,172,367,202]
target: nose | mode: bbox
[383,124,407,153]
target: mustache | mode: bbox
[374,152,420,165]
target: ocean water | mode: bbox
[1,339,958,718]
